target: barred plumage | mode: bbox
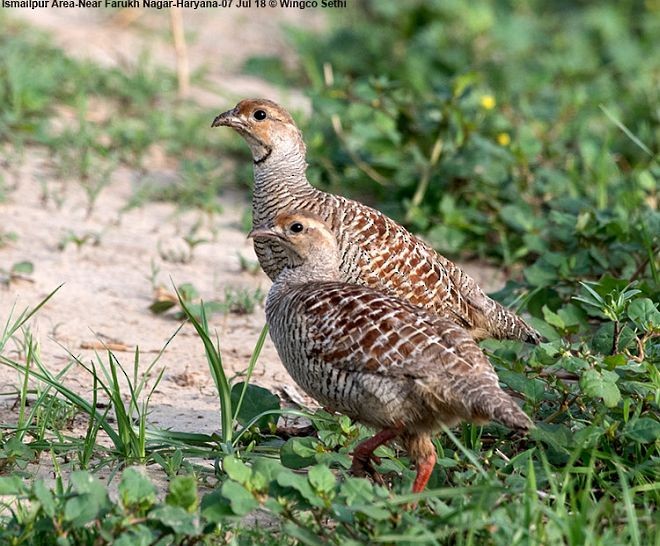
[213,98,542,344]
[250,210,533,493]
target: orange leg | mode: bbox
[412,450,437,493]
[350,427,401,481]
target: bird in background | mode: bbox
[212,98,542,344]
[250,210,533,493]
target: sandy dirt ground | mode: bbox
[0,7,506,475]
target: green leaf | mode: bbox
[282,521,328,546]
[148,300,177,314]
[277,469,324,507]
[530,423,574,450]
[119,467,157,510]
[64,471,110,526]
[354,504,392,521]
[627,298,660,329]
[0,475,27,495]
[339,477,374,506]
[11,261,33,274]
[178,283,199,301]
[580,369,621,407]
[222,455,252,486]
[33,480,56,517]
[558,356,589,373]
[542,305,565,330]
[166,475,198,512]
[573,425,605,449]
[149,505,199,535]
[557,304,588,329]
[592,323,636,353]
[251,457,289,482]
[524,261,558,287]
[498,370,546,401]
[230,382,280,429]
[308,464,336,494]
[221,480,258,516]
[281,436,321,469]
[200,489,233,523]
[113,527,156,546]
[623,418,660,444]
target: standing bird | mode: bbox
[251,210,533,493]
[213,99,541,344]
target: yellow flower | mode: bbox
[480,95,496,110]
[497,132,511,146]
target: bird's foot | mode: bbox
[349,427,401,484]
[349,451,384,483]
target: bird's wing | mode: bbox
[299,282,492,380]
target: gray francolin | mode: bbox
[213,99,541,344]
[251,210,533,493]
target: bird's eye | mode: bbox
[253,110,267,121]
[290,222,304,233]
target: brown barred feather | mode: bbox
[252,211,532,491]
[213,98,542,344]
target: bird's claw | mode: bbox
[349,451,384,483]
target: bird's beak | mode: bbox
[212,108,242,129]
[247,225,279,240]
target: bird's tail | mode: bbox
[451,374,533,431]
[488,301,543,345]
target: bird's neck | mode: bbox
[269,255,340,293]
[252,150,318,223]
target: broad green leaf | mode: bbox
[308,464,336,494]
[354,504,392,521]
[64,472,110,526]
[113,527,155,546]
[627,298,660,329]
[523,378,548,403]
[542,305,565,330]
[149,505,199,535]
[592,323,635,354]
[230,382,280,429]
[200,490,233,523]
[221,480,258,516]
[0,475,27,495]
[277,469,324,507]
[282,521,328,546]
[573,425,605,448]
[524,261,558,288]
[623,418,660,444]
[580,369,621,407]
[166,475,198,512]
[148,300,177,314]
[222,455,252,486]
[119,467,157,510]
[177,283,199,301]
[33,480,56,517]
[557,303,588,328]
[251,456,289,482]
[498,370,545,401]
[11,261,33,274]
[339,477,374,506]
[530,423,573,449]
[281,436,320,469]
[558,356,589,372]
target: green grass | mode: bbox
[0,2,658,544]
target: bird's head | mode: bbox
[212,99,306,165]
[248,210,339,276]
